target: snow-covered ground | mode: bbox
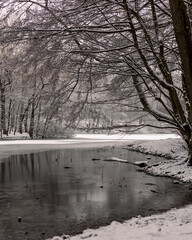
[45,134,192,240]
[74,133,180,140]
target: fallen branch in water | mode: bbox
[103,157,148,167]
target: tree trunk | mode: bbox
[35,101,41,137]
[24,108,29,133]
[29,102,35,139]
[13,104,20,135]
[7,99,12,134]
[42,117,49,138]
[169,0,192,121]
[0,79,7,135]
[10,102,15,133]
[169,0,192,165]
[19,103,24,134]
[185,138,192,166]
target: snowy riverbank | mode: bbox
[67,204,192,240]
[47,135,192,240]
[127,138,192,182]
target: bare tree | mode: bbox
[1,0,192,164]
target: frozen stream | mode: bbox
[0,145,192,240]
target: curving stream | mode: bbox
[0,146,192,240]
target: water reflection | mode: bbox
[0,147,192,240]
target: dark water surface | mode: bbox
[0,146,192,240]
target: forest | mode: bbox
[1,0,192,163]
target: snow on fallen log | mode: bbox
[103,157,148,167]
[134,161,148,167]
[103,157,129,163]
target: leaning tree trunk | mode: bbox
[169,0,192,165]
